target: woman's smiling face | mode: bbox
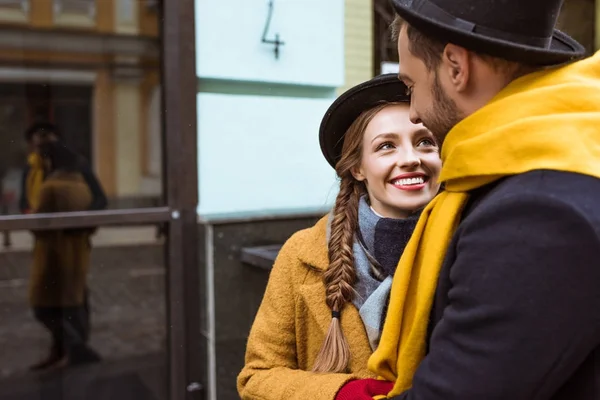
[352,104,442,219]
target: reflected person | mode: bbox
[29,141,101,370]
[19,122,107,214]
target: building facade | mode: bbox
[0,0,162,212]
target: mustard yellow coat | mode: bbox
[237,216,376,400]
[30,171,93,307]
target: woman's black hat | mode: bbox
[319,74,409,169]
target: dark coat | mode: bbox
[30,171,93,307]
[392,170,600,400]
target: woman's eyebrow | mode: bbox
[371,132,399,144]
[413,128,433,136]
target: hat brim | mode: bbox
[319,74,410,169]
[393,0,586,66]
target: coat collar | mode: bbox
[296,215,330,271]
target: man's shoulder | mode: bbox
[494,169,599,192]
[466,170,600,230]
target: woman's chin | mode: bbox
[388,198,430,214]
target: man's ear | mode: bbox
[442,43,470,92]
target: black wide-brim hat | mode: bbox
[319,74,409,169]
[392,0,586,66]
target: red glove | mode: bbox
[336,378,394,400]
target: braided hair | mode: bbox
[312,102,395,373]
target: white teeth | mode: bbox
[393,177,425,186]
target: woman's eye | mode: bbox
[417,138,437,147]
[376,142,395,151]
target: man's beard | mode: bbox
[422,73,463,147]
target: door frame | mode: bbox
[0,0,201,398]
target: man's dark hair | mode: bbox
[24,121,60,143]
[391,15,541,79]
[391,15,447,70]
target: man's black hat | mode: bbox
[391,0,585,65]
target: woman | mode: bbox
[19,122,108,214]
[237,74,442,400]
[29,141,101,370]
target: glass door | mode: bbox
[0,0,201,399]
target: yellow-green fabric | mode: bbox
[25,152,44,212]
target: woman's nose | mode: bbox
[398,149,421,168]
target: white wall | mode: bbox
[195,0,345,216]
[197,93,339,215]
[195,0,344,87]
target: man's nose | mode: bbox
[409,102,421,125]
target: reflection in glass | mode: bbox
[29,141,102,371]
[0,0,163,217]
[0,1,167,399]
[0,226,166,399]
[20,124,107,215]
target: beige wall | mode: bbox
[94,70,158,198]
[94,71,117,196]
[340,0,373,93]
[114,82,142,196]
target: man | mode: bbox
[19,122,107,213]
[335,0,600,399]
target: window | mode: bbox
[0,1,201,399]
[373,0,399,75]
[54,0,95,16]
[53,0,96,26]
[0,0,26,9]
[145,0,160,11]
[0,0,28,22]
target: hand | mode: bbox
[336,378,394,400]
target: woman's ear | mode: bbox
[351,166,365,182]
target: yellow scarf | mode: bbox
[26,152,45,212]
[369,51,600,397]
